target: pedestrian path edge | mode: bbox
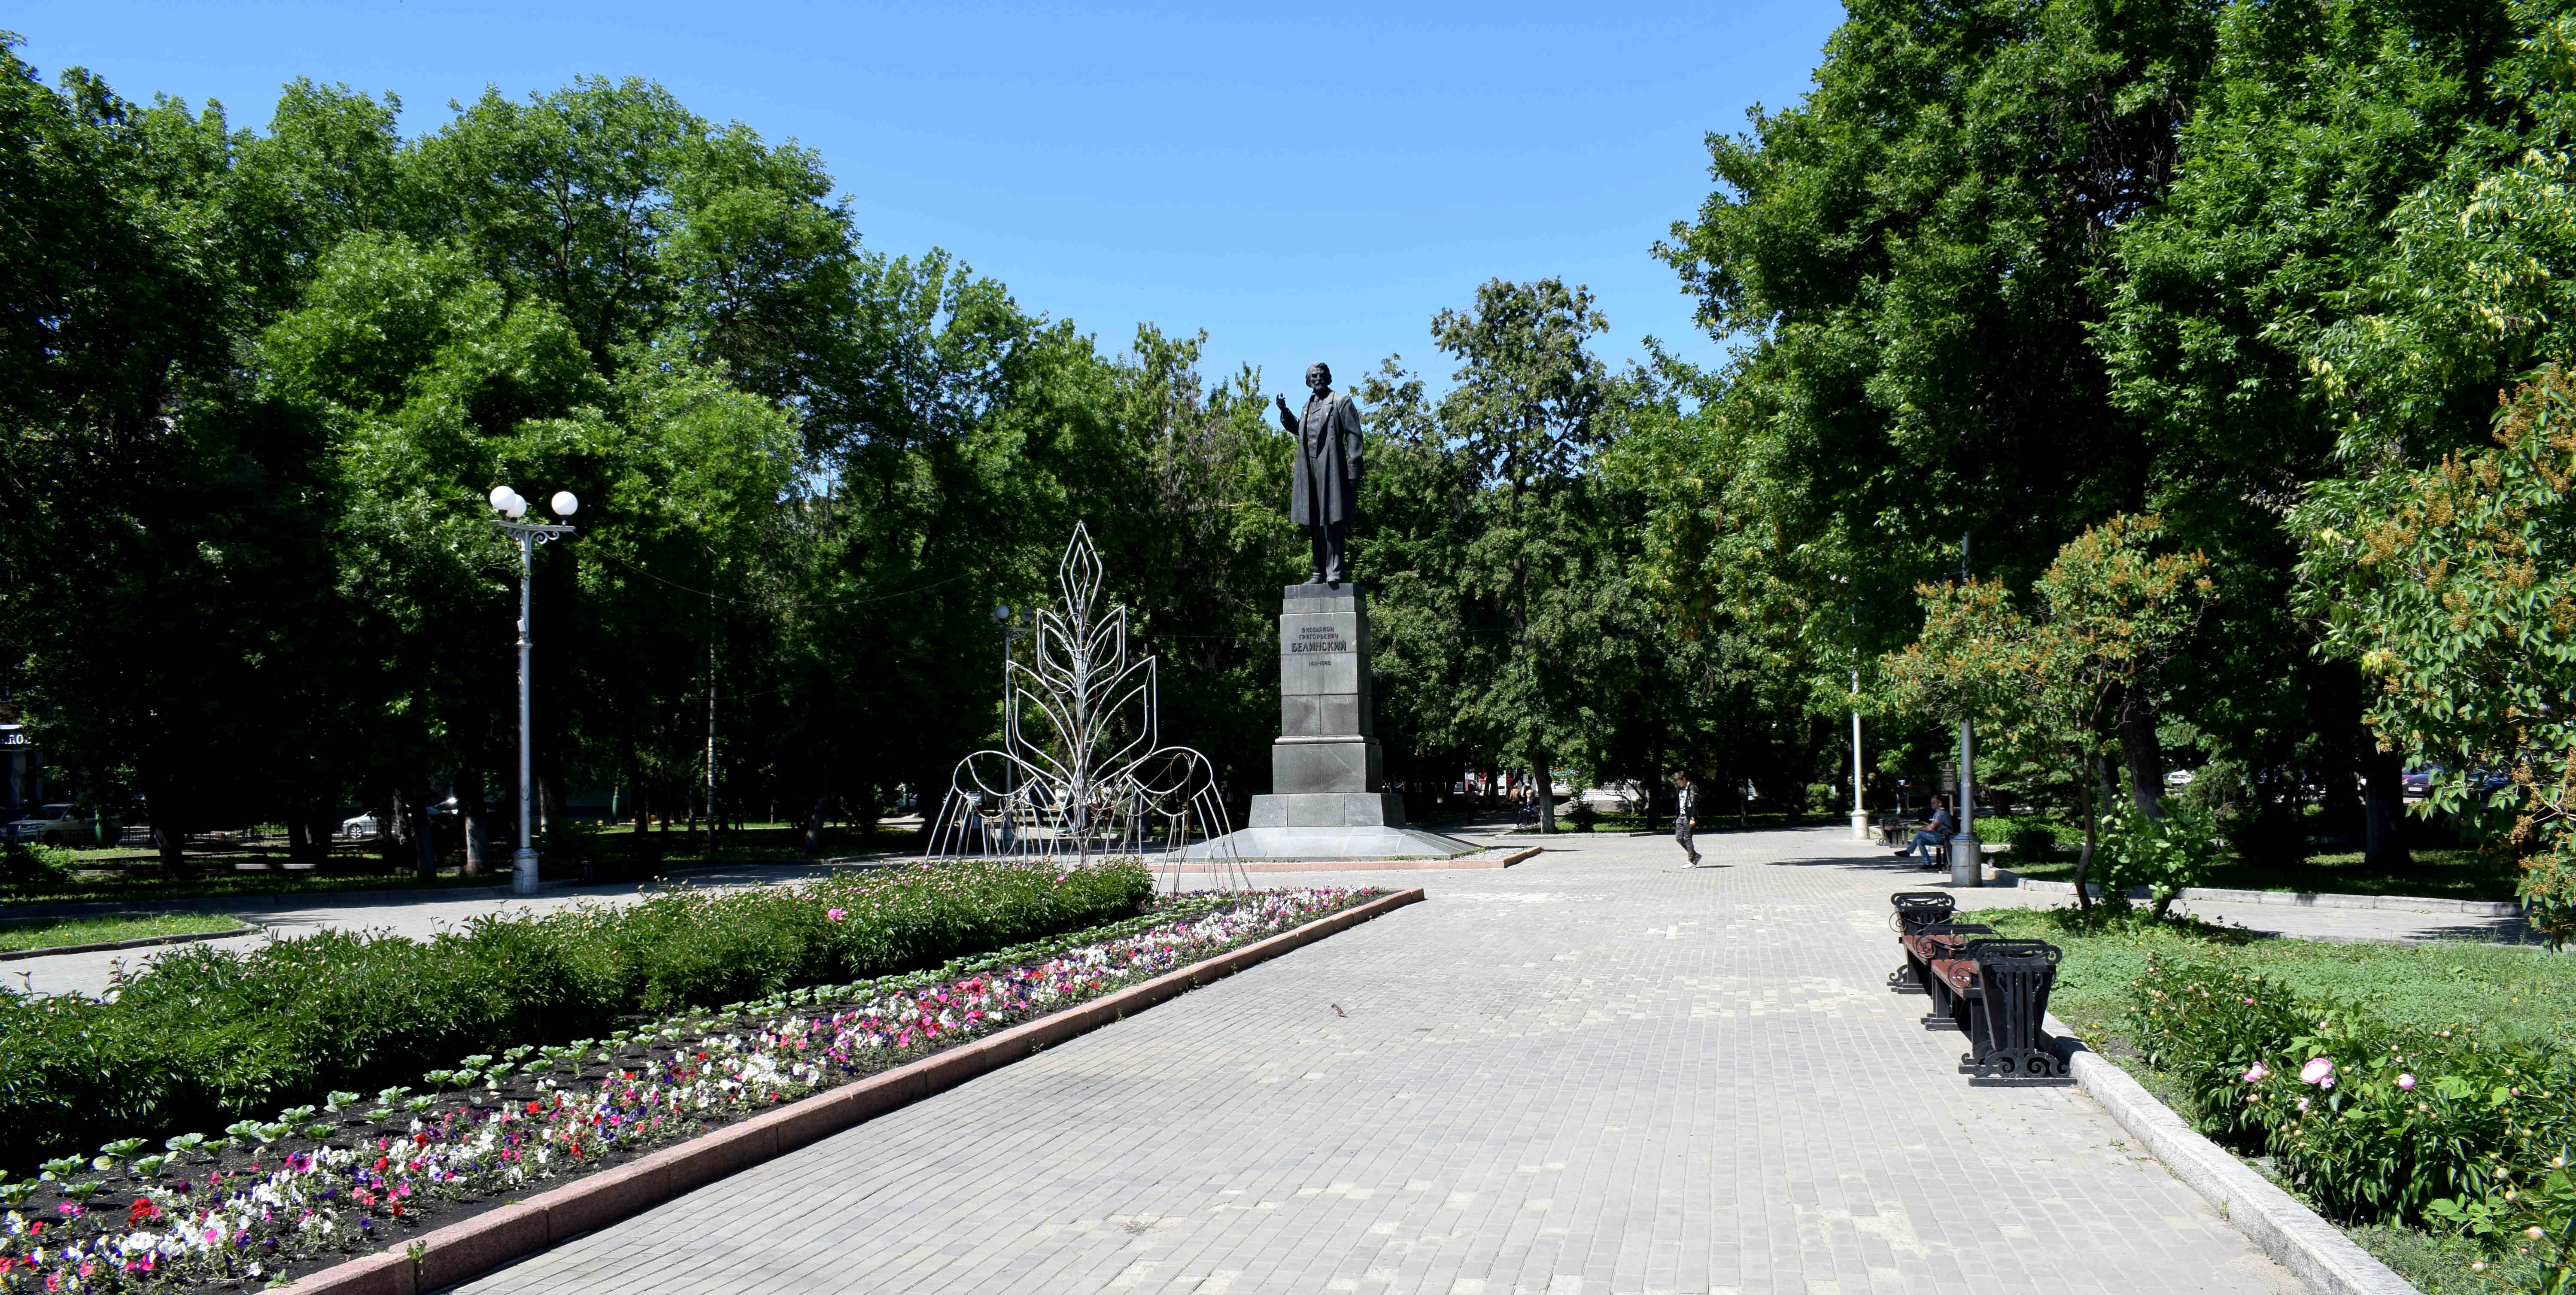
[2046,1014,2420,1295]
[272,886,1429,1295]
[1997,869,2521,918]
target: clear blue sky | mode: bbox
[11,0,1844,397]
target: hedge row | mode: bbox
[0,859,1151,1169]
[2128,954,2573,1229]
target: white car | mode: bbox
[5,803,95,844]
[2164,769,2196,788]
[338,813,381,840]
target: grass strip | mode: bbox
[0,913,250,955]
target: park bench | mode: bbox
[1886,894,2072,1086]
[1884,891,1958,990]
[1898,921,1993,1000]
[1924,939,2072,1085]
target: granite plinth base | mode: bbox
[1181,824,1481,861]
[1249,790,1405,829]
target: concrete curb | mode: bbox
[2045,1015,2419,1295]
[1164,848,1538,872]
[1992,869,2519,918]
[0,921,262,961]
[275,887,1429,1295]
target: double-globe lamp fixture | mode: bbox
[487,485,578,895]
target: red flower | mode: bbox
[126,1198,158,1225]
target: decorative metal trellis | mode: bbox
[924,524,1246,891]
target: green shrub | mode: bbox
[2096,797,2223,914]
[2128,953,2576,1235]
[0,858,1149,1169]
[0,841,72,885]
[2008,824,2059,861]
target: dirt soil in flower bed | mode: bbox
[0,887,1383,1292]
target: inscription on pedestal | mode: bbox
[1290,624,1350,653]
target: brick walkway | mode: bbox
[445,827,2299,1295]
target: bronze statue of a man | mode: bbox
[1276,362,1362,585]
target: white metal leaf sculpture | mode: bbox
[924,524,1245,891]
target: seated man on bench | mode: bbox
[1895,796,1955,860]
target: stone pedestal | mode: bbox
[1193,582,1476,860]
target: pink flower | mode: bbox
[2296,1096,2310,1112]
[2242,1062,2267,1083]
[826,908,846,922]
[2300,1057,2334,1086]
[2397,1073,2416,1091]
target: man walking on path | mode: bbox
[1673,771,1702,866]
[1899,795,1955,860]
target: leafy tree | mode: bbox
[1640,0,2222,815]
[2295,366,2576,937]
[1889,514,2213,904]
[1363,278,1665,830]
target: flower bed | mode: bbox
[0,860,1153,1171]
[2129,953,2576,1284]
[0,887,1378,1292]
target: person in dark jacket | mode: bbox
[1674,771,1702,866]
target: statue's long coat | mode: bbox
[1289,389,1364,526]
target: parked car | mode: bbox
[2164,769,2195,788]
[338,812,381,840]
[4,803,100,845]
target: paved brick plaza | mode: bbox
[440,826,2297,1295]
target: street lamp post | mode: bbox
[1850,668,1869,842]
[990,604,1035,851]
[1947,532,1983,888]
[487,486,578,896]
[1829,574,1870,842]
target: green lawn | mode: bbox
[1975,906,2576,1046]
[1986,816,2521,903]
[0,911,251,953]
[0,823,928,908]
[0,864,557,909]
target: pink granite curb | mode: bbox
[276,887,1427,1295]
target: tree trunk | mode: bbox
[1533,752,1556,833]
[410,792,438,880]
[2361,742,2412,871]
[152,822,190,876]
[380,790,405,870]
[460,766,489,876]
[801,792,832,858]
[2119,685,2165,817]
[2070,770,2099,915]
